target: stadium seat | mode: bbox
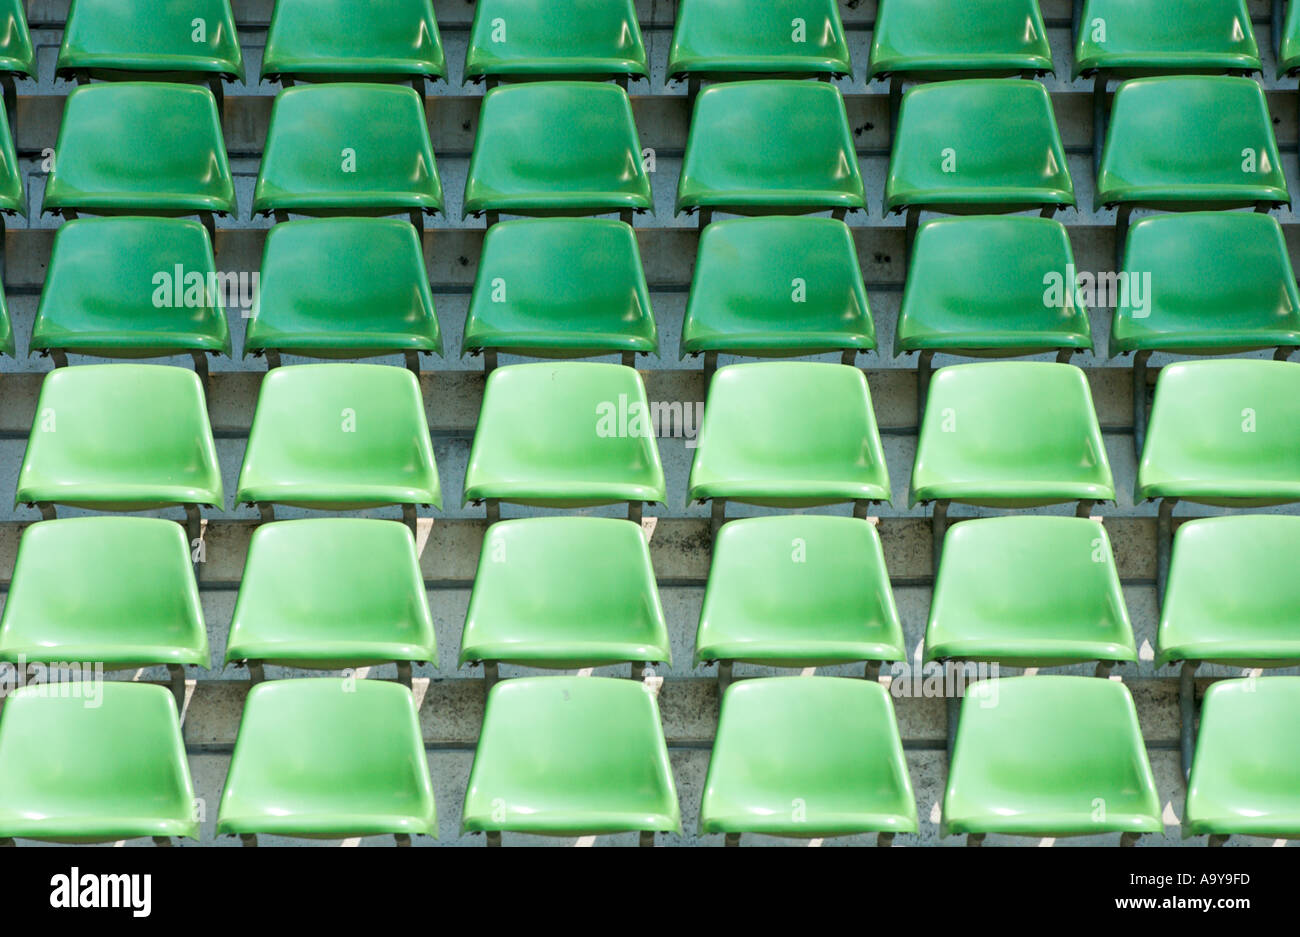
[217,678,436,844]
[0,682,197,844]
[1075,0,1259,78]
[461,676,680,844]
[459,517,670,679]
[244,218,441,372]
[462,218,656,366]
[226,518,436,681]
[236,363,441,526]
[1281,0,1300,76]
[0,285,13,357]
[700,677,917,845]
[942,676,1162,843]
[676,80,865,223]
[0,0,32,127]
[465,0,648,84]
[680,217,875,371]
[0,99,18,220]
[667,0,851,83]
[463,362,666,517]
[868,0,1052,83]
[463,82,651,222]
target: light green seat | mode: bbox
[700,677,916,840]
[57,0,243,81]
[1185,678,1300,839]
[31,217,231,360]
[237,363,441,511]
[0,0,31,78]
[227,519,436,670]
[0,283,13,357]
[0,517,207,669]
[462,218,656,360]
[1074,0,1259,79]
[886,79,1073,216]
[677,80,865,216]
[942,676,1162,839]
[867,0,1052,81]
[925,516,1135,667]
[465,0,648,81]
[217,678,436,839]
[463,82,651,218]
[0,96,19,215]
[460,517,669,669]
[680,217,875,359]
[910,362,1114,508]
[695,515,904,667]
[667,0,851,79]
[1096,76,1287,212]
[245,218,441,362]
[1111,212,1300,358]
[462,676,680,838]
[42,83,235,219]
[253,83,443,219]
[463,363,665,508]
[262,0,446,83]
[0,683,197,843]
[895,216,1092,358]
[1137,359,1300,507]
[16,364,223,513]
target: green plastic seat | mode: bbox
[1096,76,1287,212]
[925,516,1135,667]
[31,217,232,360]
[1111,212,1300,359]
[0,0,33,78]
[942,676,1162,838]
[1137,359,1300,507]
[57,0,243,81]
[677,80,865,217]
[462,218,656,359]
[1157,516,1300,668]
[700,677,916,839]
[245,218,441,361]
[462,676,680,838]
[1281,0,1300,76]
[910,362,1114,508]
[460,517,670,669]
[42,83,235,219]
[895,216,1092,358]
[0,281,14,357]
[1184,678,1300,839]
[680,217,875,359]
[463,82,651,218]
[226,519,436,670]
[867,0,1052,81]
[262,0,446,83]
[217,678,436,839]
[667,0,851,79]
[0,92,23,215]
[465,0,648,81]
[16,364,223,513]
[886,79,1073,216]
[0,517,207,669]
[463,362,666,508]
[237,363,441,512]
[1074,0,1259,79]
[253,83,443,219]
[694,515,905,667]
[689,362,890,508]
[0,682,197,843]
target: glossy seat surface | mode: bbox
[668,0,851,78]
[868,0,1052,80]
[465,0,647,79]
[1074,0,1259,78]
[0,288,13,357]
[0,0,33,77]
[58,0,244,79]
[262,0,445,81]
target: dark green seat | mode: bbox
[0,281,14,357]
[463,82,651,218]
[460,517,670,670]
[867,0,1052,81]
[667,0,851,80]
[0,683,197,843]
[253,83,443,219]
[462,218,655,360]
[925,516,1135,667]
[262,0,446,83]
[245,218,441,363]
[465,0,648,82]
[1281,0,1300,76]
[680,217,875,360]
[689,362,890,508]
[57,0,243,81]
[943,676,1162,840]
[0,97,19,215]
[226,519,436,670]
[677,80,865,217]
[461,676,680,840]
[694,515,905,668]
[42,83,235,219]
[1074,0,1259,79]
[217,678,436,841]
[700,677,917,842]
[0,0,32,79]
